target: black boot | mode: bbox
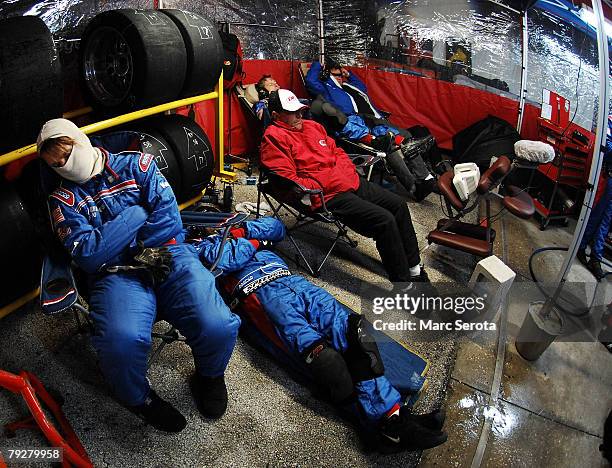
[303,342,354,403]
[128,389,186,433]
[576,249,588,266]
[599,327,612,354]
[413,178,437,202]
[378,405,447,453]
[190,374,228,419]
[586,258,605,281]
[408,408,446,431]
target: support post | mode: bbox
[317,0,325,64]
[516,0,610,360]
[517,9,529,133]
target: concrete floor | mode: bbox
[0,178,610,467]
[421,203,612,467]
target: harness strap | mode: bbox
[229,267,292,309]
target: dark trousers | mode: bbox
[326,178,421,281]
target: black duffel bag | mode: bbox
[453,115,520,170]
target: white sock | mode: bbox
[425,174,434,180]
[409,264,421,276]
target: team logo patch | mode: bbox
[50,188,75,207]
[57,226,72,241]
[138,153,155,172]
[52,206,65,227]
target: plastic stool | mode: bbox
[469,255,516,314]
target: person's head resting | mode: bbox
[255,74,280,100]
[268,89,309,131]
[326,58,344,83]
[37,118,104,184]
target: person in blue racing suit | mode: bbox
[577,117,612,281]
[305,59,439,201]
[37,119,241,433]
[193,217,447,453]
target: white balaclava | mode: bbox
[37,118,105,184]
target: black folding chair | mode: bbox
[255,169,359,277]
[40,208,248,365]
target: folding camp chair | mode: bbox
[237,79,382,182]
[298,62,389,158]
[255,168,358,277]
[40,209,248,364]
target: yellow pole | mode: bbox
[62,106,93,120]
[178,191,204,211]
[213,70,237,182]
[0,91,219,168]
[0,288,40,321]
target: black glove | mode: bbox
[257,239,274,251]
[133,241,173,284]
[371,132,395,152]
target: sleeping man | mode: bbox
[191,216,447,454]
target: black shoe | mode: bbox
[129,389,186,433]
[410,266,430,283]
[408,268,439,313]
[303,342,354,403]
[599,327,612,354]
[586,258,605,281]
[576,249,588,266]
[190,374,228,419]
[413,178,437,202]
[378,406,448,453]
[409,408,446,431]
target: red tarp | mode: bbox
[196,59,549,157]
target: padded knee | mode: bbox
[303,341,354,403]
[344,314,385,383]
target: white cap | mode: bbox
[271,89,308,112]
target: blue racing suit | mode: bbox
[48,149,240,406]
[580,136,612,261]
[305,61,399,140]
[193,217,401,424]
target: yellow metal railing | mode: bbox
[0,71,235,319]
[0,72,235,181]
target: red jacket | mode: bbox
[260,119,360,210]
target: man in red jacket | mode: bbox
[260,89,430,284]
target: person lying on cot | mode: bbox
[191,216,448,453]
[305,59,442,201]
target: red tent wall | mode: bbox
[173,60,592,164]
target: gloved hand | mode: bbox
[133,241,173,284]
[371,132,395,152]
[248,239,274,251]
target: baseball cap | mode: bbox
[268,89,308,113]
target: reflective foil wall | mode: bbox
[0,0,606,131]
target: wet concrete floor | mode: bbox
[421,206,612,467]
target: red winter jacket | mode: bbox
[260,119,360,210]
